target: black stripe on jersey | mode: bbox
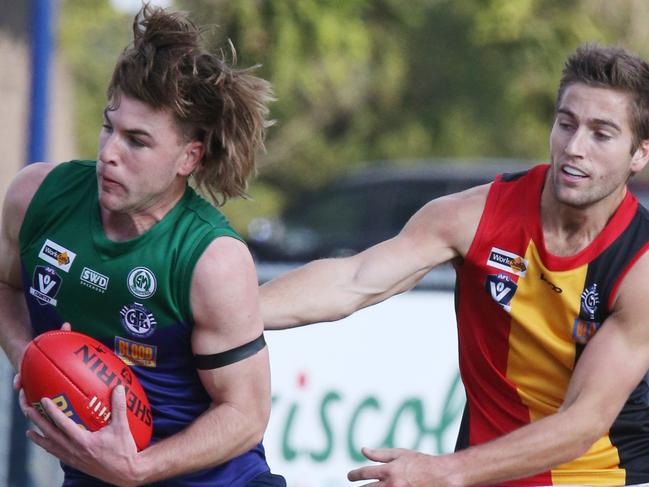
[577,204,649,482]
[500,170,529,182]
[454,401,470,452]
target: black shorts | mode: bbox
[247,471,287,487]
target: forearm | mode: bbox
[135,402,266,483]
[448,407,600,486]
[0,281,31,370]
[262,258,363,329]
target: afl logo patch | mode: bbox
[29,265,62,306]
[120,303,157,338]
[127,267,156,299]
[487,247,528,277]
[486,273,517,312]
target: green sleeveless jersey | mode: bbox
[19,160,269,486]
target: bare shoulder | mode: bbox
[3,162,58,239]
[193,236,255,280]
[611,250,649,315]
[402,182,491,258]
[190,236,261,353]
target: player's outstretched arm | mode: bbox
[261,183,489,330]
[0,163,56,370]
[348,251,649,486]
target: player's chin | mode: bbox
[98,192,130,213]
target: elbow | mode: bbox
[243,410,268,450]
[249,399,271,447]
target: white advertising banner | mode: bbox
[264,290,464,486]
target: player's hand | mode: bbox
[23,385,143,487]
[347,447,462,487]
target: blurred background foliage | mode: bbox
[59,0,649,234]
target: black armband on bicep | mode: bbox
[194,333,266,370]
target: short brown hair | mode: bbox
[106,4,275,204]
[557,44,649,151]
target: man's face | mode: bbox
[96,94,200,215]
[549,82,648,209]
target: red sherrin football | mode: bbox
[21,330,152,451]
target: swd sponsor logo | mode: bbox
[80,267,109,293]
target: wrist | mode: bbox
[438,452,470,487]
[126,450,153,486]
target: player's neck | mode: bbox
[100,187,185,242]
[540,184,626,257]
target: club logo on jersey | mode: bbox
[120,302,157,338]
[486,247,528,277]
[486,273,517,312]
[127,267,156,299]
[38,239,76,273]
[29,265,62,306]
[572,283,602,344]
[580,283,600,320]
[115,336,157,368]
[80,267,109,293]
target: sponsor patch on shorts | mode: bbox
[114,336,157,368]
[487,247,528,276]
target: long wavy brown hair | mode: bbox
[106,4,275,204]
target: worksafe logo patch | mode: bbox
[487,247,528,277]
[486,273,517,312]
[38,239,76,273]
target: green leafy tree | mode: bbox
[60,0,649,234]
[59,0,131,158]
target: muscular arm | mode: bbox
[135,236,270,481]
[350,252,649,486]
[261,184,489,329]
[0,163,56,369]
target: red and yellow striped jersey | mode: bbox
[454,164,649,485]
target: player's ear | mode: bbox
[178,140,204,177]
[631,138,649,175]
